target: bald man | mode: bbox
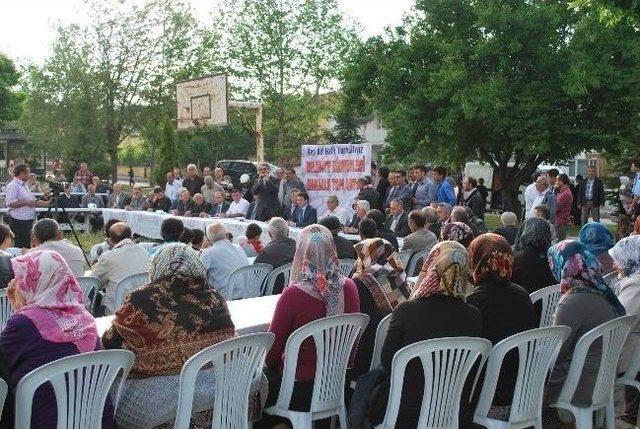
[199,223,248,299]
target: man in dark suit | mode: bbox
[578,165,605,224]
[462,177,485,220]
[356,177,380,210]
[366,209,399,251]
[281,167,306,207]
[290,191,317,228]
[319,216,357,259]
[251,163,282,221]
[384,198,411,237]
[282,188,301,221]
[254,217,297,294]
[209,191,231,217]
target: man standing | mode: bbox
[384,198,411,237]
[254,217,297,294]
[201,176,224,204]
[31,218,86,277]
[200,223,248,299]
[74,162,92,187]
[319,195,349,226]
[555,174,574,240]
[476,178,489,207]
[432,166,456,206]
[384,170,412,209]
[5,164,50,248]
[462,177,485,220]
[356,177,380,210]
[182,164,205,196]
[282,167,306,207]
[411,164,436,210]
[291,191,317,228]
[531,175,556,223]
[579,165,605,224]
[252,163,282,221]
[165,172,182,203]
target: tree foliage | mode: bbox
[153,116,180,185]
[0,53,24,124]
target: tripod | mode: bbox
[44,192,92,267]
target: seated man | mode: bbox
[58,183,80,208]
[200,222,249,299]
[81,183,105,232]
[290,191,317,228]
[126,185,148,211]
[282,188,301,221]
[319,195,349,226]
[31,218,86,277]
[209,191,230,217]
[402,210,438,253]
[319,216,357,259]
[191,193,212,217]
[146,187,172,213]
[344,200,370,234]
[224,189,251,218]
[366,209,399,251]
[493,211,519,245]
[358,218,378,240]
[90,222,150,314]
[172,188,196,216]
[384,198,411,237]
[422,206,442,237]
[90,218,122,263]
[254,217,296,294]
[148,217,185,257]
[71,176,86,194]
[107,182,128,209]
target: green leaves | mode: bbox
[0,53,24,124]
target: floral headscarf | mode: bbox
[548,240,625,316]
[412,241,470,300]
[150,243,207,282]
[441,222,474,248]
[290,224,346,316]
[579,222,615,256]
[353,238,408,312]
[609,235,640,278]
[513,217,553,254]
[10,250,98,352]
[468,233,514,284]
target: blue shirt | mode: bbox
[413,178,437,209]
[200,240,249,299]
[435,180,456,206]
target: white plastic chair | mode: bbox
[227,263,273,300]
[369,313,393,371]
[174,333,275,429]
[376,337,491,429]
[113,272,149,309]
[405,248,429,278]
[474,326,571,429]
[529,284,562,327]
[14,350,134,429]
[395,250,413,268]
[264,313,370,429]
[549,315,636,429]
[263,262,292,296]
[616,330,640,429]
[338,259,356,277]
[0,288,13,331]
[76,276,100,312]
[0,378,7,420]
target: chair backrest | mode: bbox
[276,313,370,414]
[338,259,356,277]
[474,326,571,427]
[369,313,392,371]
[602,271,619,288]
[262,262,292,296]
[227,263,273,300]
[380,337,491,429]
[529,284,562,327]
[174,333,275,429]
[14,350,134,429]
[76,276,100,312]
[395,250,413,268]
[0,289,13,331]
[557,315,636,409]
[405,248,429,278]
[114,272,149,309]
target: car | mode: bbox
[216,160,279,189]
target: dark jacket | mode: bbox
[333,234,357,259]
[148,196,171,213]
[182,175,205,197]
[370,296,482,429]
[492,225,518,246]
[512,247,558,294]
[292,205,318,228]
[191,202,212,216]
[466,281,537,406]
[464,188,485,220]
[282,204,297,221]
[173,199,197,216]
[377,228,399,251]
[57,193,79,209]
[376,178,391,210]
[357,187,381,211]
[209,201,231,216]
[252,176,282,221]
[578,176,605,207]
[384,212,411,238]
[254,237,297,294]
[427,221,442,238]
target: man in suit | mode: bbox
[384,170,412,210]
[402,210,438,253]
[319,215,357,259]
[366,209,399,251]
[281,167,306,207]
[384,198,411,237]
[209,191,230,217]
[251,163,282,221]
[254,217,297,294]
[462,176,485,220]
[578,165,605,224]
[356,177,380,210]
[290,191,317,228]
[283,188,301,221]
[344,200,370,234]
[107,183,128,209]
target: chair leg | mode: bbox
[288,412,313,429]
[534,417,543,429]
[338,406,347,429]
[574,408,593,429]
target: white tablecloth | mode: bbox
[96,294,280,337]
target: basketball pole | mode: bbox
[229,100,264,163]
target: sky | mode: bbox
[0,0,413,65]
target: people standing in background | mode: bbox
[477,178,489,208]
[578,166,605,224]
[128,166,135,186]
[572,175,584,227]
[251,163,282,221]
[74,162,92,188]
[462,176,485,220]
[200,176,223,204]
[410,164,436,210]
[182,164,205,197]
[164,172,182,203]
[276,168,286,207]
[546,168,559,192]
[376,166,391,210]
[618,176,635,240]
[356,176,380,210]
[432,166,456,206]
[281,167,306,208]
[384,170,412,210]
[554,174,574,240]
[213,167,232,191]
[530,175,556,223]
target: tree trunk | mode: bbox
[496,166,527,220]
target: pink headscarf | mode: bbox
[11,250,98,352]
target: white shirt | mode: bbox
[524,183,539,219]
[165,179,183,202]
[227,198,250,216]
[319,205,349,226]
[35,240,85,278]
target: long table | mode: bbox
[96,294,280,337]
[0,207,102,234]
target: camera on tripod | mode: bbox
[47,180,65,196]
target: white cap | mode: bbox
[240,173,250,184]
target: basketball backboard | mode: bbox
[176,74,228,131]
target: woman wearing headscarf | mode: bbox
[102,243,239,429]
[441,221,474,247]
[351,238,409,378]
[579,222,615,274]
[263,225,360,416]
[0,250,112,429]
[609,236,640,423]
[545,240,625,422]
[369,241,482,429]
[466,234,537,419]
[511,218,558,294]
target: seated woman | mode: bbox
[351,238,409,378]
[369,241,482,429]
[609,236,640,423]
[239,223,264,257]
[441,221,474,248]
[263,225,360,422]
[512,218,557,294]
[579,222,615,274]
[0,250,113,428]
[545,240,625,427]
[102,243,245,429]
[466,234,537,419]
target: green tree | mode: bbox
[0,53,24,124]
[153,116,180,185]
[341,0,640,216]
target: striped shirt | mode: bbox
[5,178,36,220]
